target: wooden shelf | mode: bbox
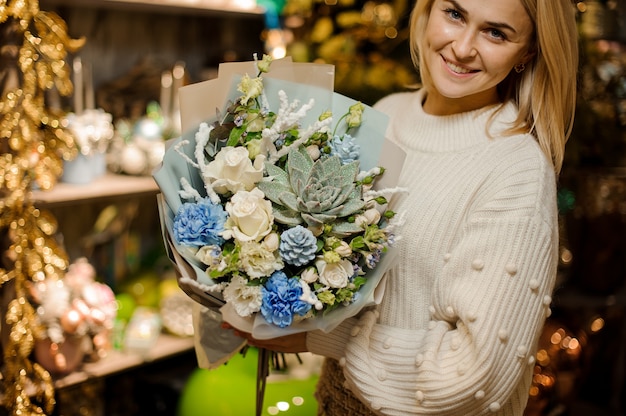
[39,0,266,18]
[54,333,195,389]
[31,174,159,207]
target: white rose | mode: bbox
[204,146,265,195]
[315,258,353,289]
[224,188,274,242]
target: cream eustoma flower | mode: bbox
[334,241,352,257]
[238,241,284,279]
[355,208,381,228]
[306,144,321,160]
[262,232,280,252]
[318,110,332,121]
[346,102,365,128]
[195,245,226,271]
[204,146,265,195]
[238,74,264,106]
[315,258,353,289]
[300,267,319,284]
[246,114,266,132]
[246,139,263,160]
[223,188,274,242]
[256,54,273,73]
[222,275,262,317]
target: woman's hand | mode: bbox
[222,322,309,353]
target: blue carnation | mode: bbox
[173,197,227,247]
[329,134,360,165]
[261,271,312,328]
[279,225,317,266]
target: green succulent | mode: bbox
[258,147,365,236]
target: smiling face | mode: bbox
[422,0,535,115]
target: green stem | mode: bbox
[332,112,350,138]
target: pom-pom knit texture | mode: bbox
[307,89,559,415]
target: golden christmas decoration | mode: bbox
[1,0,85,414]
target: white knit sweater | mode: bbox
[307,89,559,415]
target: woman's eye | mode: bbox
[445,8,463,21]
[488,29,506,41]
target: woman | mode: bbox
[235,0,578,414]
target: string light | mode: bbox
[0,1,84,414]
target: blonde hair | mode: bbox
[409,0,578,174]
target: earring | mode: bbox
[514,63,525,73]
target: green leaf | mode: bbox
[264,163,289,185]
[331,221,364,237]
[287,147,314,176]
[276,190,297,211]
[353,276,367,289]
[257,180,292,204]
[273,208,303,226]
[338,160,359,181]
[227,126,245,146]
[301,212,325,230]
[350,236,366,250]
[333,198,366,217]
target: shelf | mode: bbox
[31,174,159,207]
[54,333,195,389]
[39,0,266,18]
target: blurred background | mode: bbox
[1,0,626,415]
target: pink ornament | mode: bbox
[72,298,91,318]
[34,337,85,375]
[60,308,83,334]
[89,308,107,326]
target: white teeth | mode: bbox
[446,61,472,74]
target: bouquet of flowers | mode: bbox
[154,56,405,342]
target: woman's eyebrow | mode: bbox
[447,0,518,34]
[485,20,517,34]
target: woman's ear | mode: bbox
[521,48,537,67]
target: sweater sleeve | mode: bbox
[306,317,355,360]
[339,153,559,415]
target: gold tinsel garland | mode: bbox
[0,1,84,414]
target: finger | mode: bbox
[233,329,249,338]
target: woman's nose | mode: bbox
[452,29,477,60]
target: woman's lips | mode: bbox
[442,56,478,74]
